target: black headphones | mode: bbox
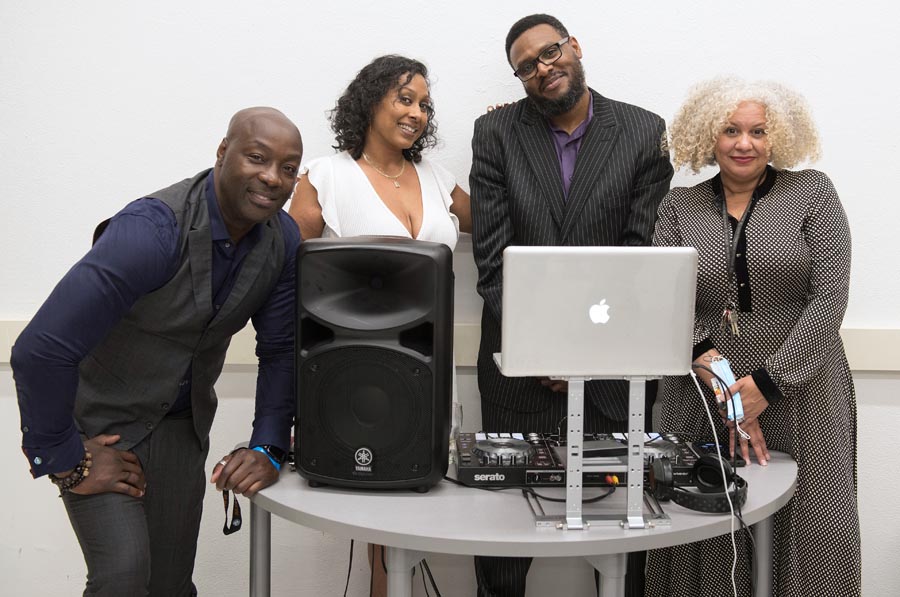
[649,454,748,513]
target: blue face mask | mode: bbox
[710,356,744,421]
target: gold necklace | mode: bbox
[362,152,405,188]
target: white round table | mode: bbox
[249,452,796,597]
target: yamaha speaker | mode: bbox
[649,453,748,513]
[294,236,454,492]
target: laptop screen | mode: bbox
[494,246,697,378]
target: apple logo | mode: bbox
[589,299,611,324]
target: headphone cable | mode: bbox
[690,369,739,597]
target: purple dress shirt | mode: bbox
[548,99,595,198]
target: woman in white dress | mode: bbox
[289,55,470,597]
[290,54,470,242]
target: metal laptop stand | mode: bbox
[527,376,656,531]
[491,245,697,531]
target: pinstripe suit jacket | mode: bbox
[469,89,673,423]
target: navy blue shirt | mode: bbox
[13,172,300,477]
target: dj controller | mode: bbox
[452,432,699,488]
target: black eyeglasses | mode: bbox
[513,37,570,82]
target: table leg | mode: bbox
[753,515,774,597]
[584,553,627,597]
[250,501,272,597]
[384,546,425,597]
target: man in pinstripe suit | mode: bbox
[469,14,673,597]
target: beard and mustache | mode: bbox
[526,58,588,118]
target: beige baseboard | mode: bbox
[1,320,897,372]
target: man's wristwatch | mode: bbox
[251,445,287,470]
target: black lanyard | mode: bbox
[222,488,243,535]
[718,173,765,336]
[716,168,772,336]
[721,197,753,292]
[719,196,747,337]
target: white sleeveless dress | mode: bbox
[302,150,459,250]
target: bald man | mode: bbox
[12,107,303,596]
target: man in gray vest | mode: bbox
[11,107,303,596]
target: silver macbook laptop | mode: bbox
[493,246,697,378]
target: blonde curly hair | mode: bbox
[669,77,821,173]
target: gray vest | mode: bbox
[75,169,286,450]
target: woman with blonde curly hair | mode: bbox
[646,77,860,597]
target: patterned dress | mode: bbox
[645,167,860,597]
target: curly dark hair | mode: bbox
[330,55,438,163]
[505,14,569,63]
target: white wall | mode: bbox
[3,0,900,326]
[2,1,898,595]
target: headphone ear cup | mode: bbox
[649,457,674,500]
[694,453,734,493]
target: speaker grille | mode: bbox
[298,346,435,482]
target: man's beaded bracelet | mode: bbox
[49,450,93,496]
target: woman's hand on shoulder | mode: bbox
[449,185,472,234]
[288,171,325,240]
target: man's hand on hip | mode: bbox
[68,434,146,497]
